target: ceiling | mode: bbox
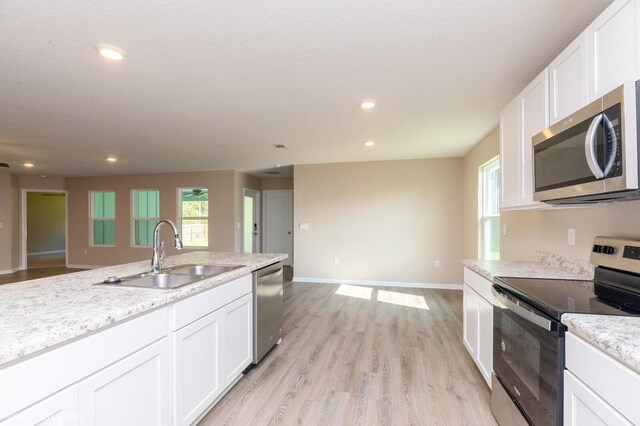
[0,0,612,178]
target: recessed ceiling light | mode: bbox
[24,162,34,168]
[106,156,117,162]
[40,175,47,179]
[364,141,375,147]
[96,44,126,61]
[274,144,287,149]
[360,101,376,110]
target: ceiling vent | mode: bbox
[273,144,287,148]
[0,163,9,168]
[265,171,281,175]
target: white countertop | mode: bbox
[0,251,286,367]
[562,314,640,374]
[463,257,593,282]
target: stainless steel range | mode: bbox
[491,236,640,426]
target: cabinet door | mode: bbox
[78,339,170,426]
[519,69,548,207]
[173,309,222,426]
[462,284,479,359]
[500,98,520,209]
[1,386,79,426]
[549,32,588,124]
[222,293,253,388]
[564,370,632,426]
[587,0,640,100]
[476,296,493,388]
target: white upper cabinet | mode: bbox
[587,0,640,101]
[549,32,588,125]
[500,69,548,210]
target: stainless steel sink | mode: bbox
[94,264,244,290]
[169,264,242,276]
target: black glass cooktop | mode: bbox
[493,273,640,321]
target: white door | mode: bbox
[242,189,260,253]
[263,190,293,266]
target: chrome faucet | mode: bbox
[151,219,183,273]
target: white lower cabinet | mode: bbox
[173,309,223,426]
[462,267,494,388]
[2,386,79,426]
[78,338,171,426]
[564,370,632,426]
[222,293,253,387]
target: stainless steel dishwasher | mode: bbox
[252,262,283,364]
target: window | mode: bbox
[179,188,208,247]
[132,190,160,246]
[479,157,500,260]
[90,191,116,246]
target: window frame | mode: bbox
[131,189,161,247]
[89,190,116,247]
[177,187,209,248]
[478,156,500,260]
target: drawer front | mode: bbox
[566,332,640,425]
[172,274,252,330]
[463,267,494,303]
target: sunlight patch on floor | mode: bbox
[377,289,429,310]
[334,284,373,300]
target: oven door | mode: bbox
[492,286,564,426]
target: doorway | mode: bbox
[21,190,67,269]
[263,190,293,266]
[243,188,261,253]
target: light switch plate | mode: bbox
[568,228,576,245]
[299,222,309,230]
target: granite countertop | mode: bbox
[0,251,287,367]
[562,314,640,374]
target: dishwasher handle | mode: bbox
[255,262,283,280]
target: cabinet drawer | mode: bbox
[172,274,252,330]
[463,268,494,303]
[566,332,640,425]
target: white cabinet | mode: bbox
[173,309,223,426]
[222,293,253,388]
[462,268,494,387]
[549,32,588,125]
[587,0,640,101]
[1,386,79,426]
[564,332,640,425]
[500,69,548,210]
[564,370,632,426]
[78,338,171,426]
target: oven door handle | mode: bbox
[492,287,555,331]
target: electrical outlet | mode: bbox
[568,228,576,246]
[434,260,441,268]
[84,248,88,255]
[333,257,339,265]
[503,224,508,236]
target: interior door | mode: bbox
[242,189,260,253]
[263,190,293,266]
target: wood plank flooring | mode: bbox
[0,266,84,286]
[200,280,497,425]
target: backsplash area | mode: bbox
[535,251,595,277]
[502,199,640,262]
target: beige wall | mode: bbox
[0,171,15,272]
[462,128,500,260]
[293,159,464,284]
[501,201,640,261]
[19,175,67,191]
[67,170,238,266]
[26,192,66,254]
[261,177,293,191]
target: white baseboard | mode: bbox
[66,264,102,270]
[27,250,66,256]
[292,276,462,290]
[0,267,21,275]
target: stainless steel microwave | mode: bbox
[532,81,640,204]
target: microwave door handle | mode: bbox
[585,113,605,179]
[602,114,618,176]
[491,287,554,331]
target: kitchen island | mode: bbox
[0,251,287,425]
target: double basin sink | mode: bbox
[96,264,244,290]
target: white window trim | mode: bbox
[89,190,116,247]
[177,187,210,248]
[478,156,500,260]
[131,189,160,247]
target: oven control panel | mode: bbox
[591,236,640,274]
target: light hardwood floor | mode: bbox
[200,280,497,425]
